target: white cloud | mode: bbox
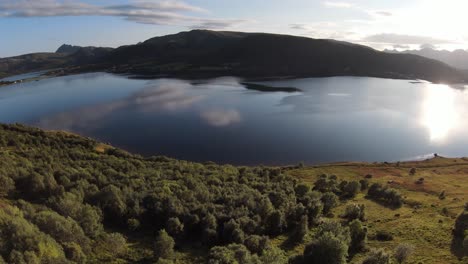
[323,1,354,8]
[363,33,453,45]
[0,0,248,29]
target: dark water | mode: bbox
[1,72,468,165]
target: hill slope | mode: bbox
[106,30,467,83]
[0,123,466,263]
[1,30,467,83]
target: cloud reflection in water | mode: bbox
[37,79,245,130]
[37,80,205,130]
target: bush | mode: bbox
[208,244,259,264]
[359,179,369,191]
[367,183,403,208]
[341,181,361,198]
[349,219,367,253]
[154,229,175,260]
[342,204,366,221]
[293,215,309,243]
[321,192,338,215]
[362,248,391,264]
[394,243,414,264]
[166,217,184,237]
[303,232,348,264]
[0,175,14,197]
[375,230,393,241]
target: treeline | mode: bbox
[0,124,407,263]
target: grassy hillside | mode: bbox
[0,123,466,263]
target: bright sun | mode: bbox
[421,84,459,142]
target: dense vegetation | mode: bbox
[0,123,466,263]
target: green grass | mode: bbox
[287,157,468,263]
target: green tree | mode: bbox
[154,229,175,260]
[293,215,308,243]
[166,217,184,237]
[349,219,367,253]
[0,175,14,197]
[321,192,338,215]
[303,232,348,264]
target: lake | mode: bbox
[1,72,468,165]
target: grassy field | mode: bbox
[286,157,468,263]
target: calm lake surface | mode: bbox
[1,72,468,165]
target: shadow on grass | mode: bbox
[450,236,466,260]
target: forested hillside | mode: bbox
[0,124,466,263]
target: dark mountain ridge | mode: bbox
[1,30,467,83]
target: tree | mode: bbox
[265,210,285,235]
[349,219,367,253]
[394,243,414,264]
[362,248,391,264]
[303,232,348,264]
[343,204,366,221]
[0,175,14,197]
[166,217,184,237]
[321,192,338,215]
[293,215,308,243]
[154,229,175,260]
[208,244,259,264]
[244,235,269,255]
[342,181,361,198]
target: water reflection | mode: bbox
[421,84,459,142]
[38,80,205,130]
[37,79,246,130]
[4,72,468,165]
[201,109,242,127]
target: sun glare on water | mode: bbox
[421,84,459,142]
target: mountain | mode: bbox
[56,44,83,54]
[0,123,466,263]
[1,30,467,83]
[0,45,114,79]
[0,52,69,79]
[385,47,468,70]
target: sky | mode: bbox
[1,0,468,57]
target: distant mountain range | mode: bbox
[385,48,468,70]
[1,30,466,83]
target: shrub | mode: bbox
[349,219,367,253]
[367,183,403,208]
[166,217,184,237]
[154,229,175,260]
[342,204,366,221]
[303,232,348,264]
[208,244,259,264]
[439,191,446,200]
[321,192,339,215]
[359,179,369,191]
[244,235,269,255]
[375,230,393,241]
[342,181,361,198]
[394,243,414,264]
[293,215,309,243]
[0,175,14,197]
[362,248,391,264]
